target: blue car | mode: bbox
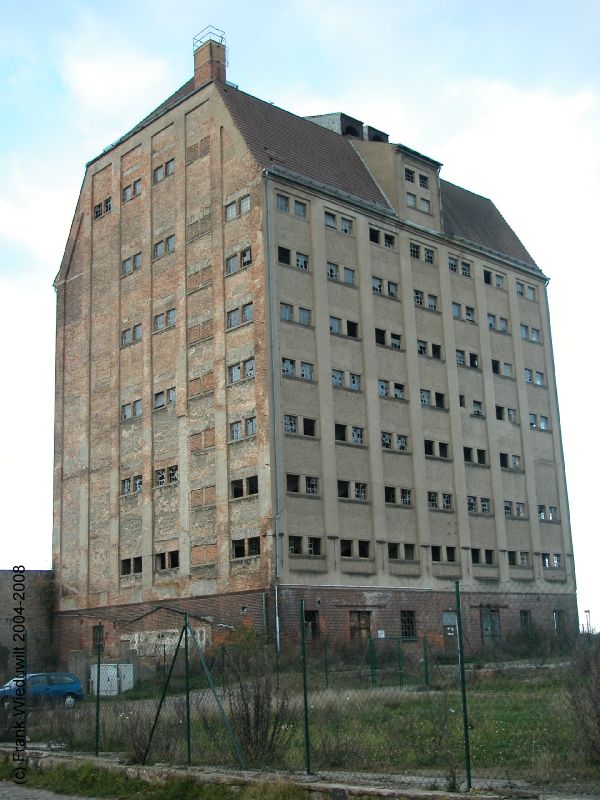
[0,672,84,706]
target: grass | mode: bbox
[11,661,599,788]
[0,761,309,800]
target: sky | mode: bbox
[1,0,598,628]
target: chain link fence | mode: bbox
[1,583,598,794]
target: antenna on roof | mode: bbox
[193,25,226,52]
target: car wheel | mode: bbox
[64,693,76,708]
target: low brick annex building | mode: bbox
[53,29,576,664]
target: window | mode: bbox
[355,482,367,501]
[369,227,380,244]
[324,211,337,228]
[549,506,559,521]
[154,464,178,487]
[405,168,415,182]
[347,321,359,338]
[537,504,546,520]
[531,327,541,342]
[284,415,297,434]
[289,536,302,555]
[298,307,311,326]
[358,540,370,558]
[349,373,361,391]
[225,201,237,221]
[349,610,372,641]
[540,415,550,430]
[372,276,383,294]
[499,317,508,332]
[327,261,339,280]
[419,174,429,189]
[375,328,386,345]
[392,383,404,400]
[337,480,350,499]
[308,537,322,556]
[424,248,434,264]
[535,371,545,386]
[278,246,291,265]
[484,270,492,286]
[472,400,484,417]
[296,252,309,271]
[461,261,471,277]
[335,423,347,442]
[343,267,355,285]
[400,488,412,506]
[427,491,438,509]
[442,494,453,511]
[388,281,398,298]
[448,256,458,272]
[382,431,392,449]
[456,349,466,366]
[467,496,477,512]
[276,194,289,212]
[329,316,342,334]
[282,358,295,377]
[485,549,494,565]
[331,369,344,387]
[420,388,431,405]
[481,497,490,514]
[397,434,408,451]
[471,548,481,564]
[306,476,319,495]
[529,412,537,429]
[439,442,449,459]
[351,426,364,445]
[524,368,533,383]
[418,340,428,356]
[520,609,532,634]
[410,243,421,259]
[121,252,142,276]
[227,309,240,329]
[341,218,353,235]
[516,281,525,297]
[242,303,253,323]
[121,399,142,421]
[400,610,417,638]
[94,197,112,219]
[427,294,438,311]
[225,254,239,275]
[435,392,445,409]
[388,541,399,557]
[527,286,536,301]
[465,306,475,322]
[419,198,431,213]
[384,233,395,248]
[488,313,497,330]
[424,439,434,456]
[303,418,315,436]
[407,192,416,208]
[280,302,293,322]
[452,302,461,319]
[378,379,390,398]
[228,363,242,383]
[414,289,423,306]
[520,324,529,339]
[446,545,456,561]
[496,274,505,289]
[390,332,402,349]
[511,454,521,470]
[230,421,242,441]
[300,362,313,381]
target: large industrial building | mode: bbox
[53,30,576,660]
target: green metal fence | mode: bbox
[1,582,597,794]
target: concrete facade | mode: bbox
[53,36,576,662]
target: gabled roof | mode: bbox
[215,84,391,210]
[441,180,539,270]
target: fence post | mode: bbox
[300,599,312,774]
[396,638,404,688]
[455,580,472,790]
[92,623,104,758]
[369,638,377,688]
[184,613,192,765]
[324,639,329,689]
[422,636,429,689]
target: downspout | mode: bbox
[263,169,282,653]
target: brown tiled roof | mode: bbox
[441,180,539,269]
[215,84,391,209]
[89,75,539,270]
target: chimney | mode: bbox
[193,27,227,87]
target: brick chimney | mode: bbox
[194,38,226,87]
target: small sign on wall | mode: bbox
[377,629,385,639]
